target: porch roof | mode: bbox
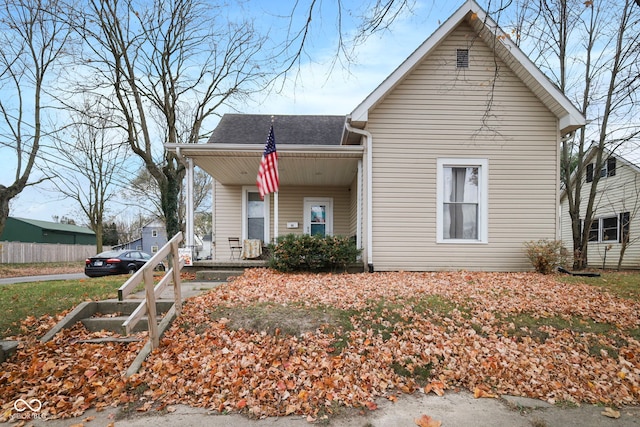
[167,143,364,186]
[167,114,364,186]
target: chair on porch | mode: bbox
[228,237,242,260]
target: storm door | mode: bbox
[303,198,333,237]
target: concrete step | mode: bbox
[195,270,245,281]
[0,340,19,363]
[41,300,175,342]
[81,316,161,334]
[93,300,174,316]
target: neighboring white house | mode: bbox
[561,147,640,269]
[166,0,585,271]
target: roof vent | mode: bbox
[456,49,469,68]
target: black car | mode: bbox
[85,249,164,277]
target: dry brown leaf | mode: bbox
[601,407,621,419]
[415,414,442,427]
[424,381,445,397]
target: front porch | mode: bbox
[165,114,366,263]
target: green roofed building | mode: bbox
[0,217,96,245]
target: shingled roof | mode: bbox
[207,114,346,146]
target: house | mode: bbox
[166,0,584,271]
[0,217,96,245]
[113,219,168,254]
[560,148,640,269]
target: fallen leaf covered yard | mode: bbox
[1,270,639,420]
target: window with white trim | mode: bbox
[586,157,616,182]
[152,230,158,237]
[585,213,629,243]
[437,158,488,243]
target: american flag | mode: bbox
[257,124,279,199]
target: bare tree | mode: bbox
[125,166,211,228]
[270,0,519,80]
[107,212,150,246]
[68,0,268,239]
[42,97,128,252]
[518,0,640,269]
[0,0,71,235]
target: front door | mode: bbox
[303,198,333,237]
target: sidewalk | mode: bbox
[19,391,640,426]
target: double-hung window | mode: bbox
[437,158,488,243]
[586,213,629,243]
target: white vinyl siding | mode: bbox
[367,21,559,271]
[560,155,640,269]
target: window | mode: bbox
[601,217,618,242]
[588,220,599,242]
[437,158,488,243]
[620,212,631,243]
[585,212,629,243]
[586,157,616,182]
[152,230,158,237]
[456,49,469,68]
[151,245,159,253]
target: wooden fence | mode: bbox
[0,241,96,264]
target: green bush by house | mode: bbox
[268,234,360,272]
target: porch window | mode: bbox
[437,158,488,243]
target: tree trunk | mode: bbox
[0,190,11,237]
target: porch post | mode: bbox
[357,159,362,250]
[186,157,194,250]
[274,191,279,243]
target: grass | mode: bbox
[0,276,124,337]
[558,270,640,300]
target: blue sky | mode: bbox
[4,1,471,222]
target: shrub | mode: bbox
[268,234,361,272]
[523,239,568,274]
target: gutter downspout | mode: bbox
[344,119,374,273]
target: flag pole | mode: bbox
[274,191,279,244]
[271,116,279,243]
